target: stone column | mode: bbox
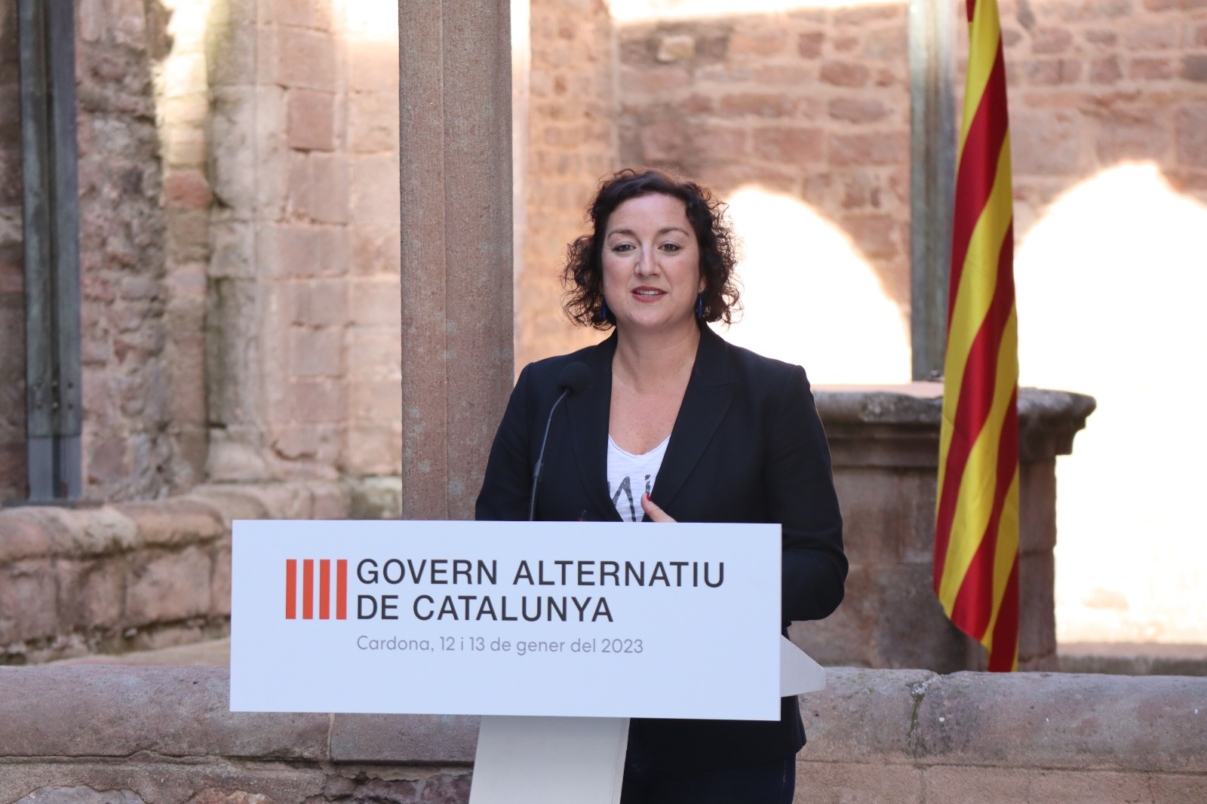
[398,0,514,520]
[790,384,1095,672]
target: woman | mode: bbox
[476,169,846,803]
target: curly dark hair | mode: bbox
[562,168,740,330]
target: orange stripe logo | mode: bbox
[285,558,348,620]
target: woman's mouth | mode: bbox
[632,287,665,298]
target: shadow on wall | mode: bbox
[719,186,911,384]
[1016,162,1207,644]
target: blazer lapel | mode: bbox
[650,326,736,514]
[566,332,622,520]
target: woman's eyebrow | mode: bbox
[606,226,690,239]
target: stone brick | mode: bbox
[690,125,748,160]
[330,714,478,763]
[0,559,58,643]
[820,60,870,87]
[163,170,212,209]
[1089,56,1123,83]
[352,226,401,276]
[291,280,349,326]
[350,279,401,327]
[798,32,825,59]
[914,673,1207,773]
[348,41,397,93]
[346,423,403,476]
[275,28,335,91]
[1025,58,1083,84]
[829,132,909,166]
[120,498,225,547]
[282,380,346,425]
[640,118,685,162]
[0,512,54,563]
[208,543,231,617]
[752,127,825,164]
[717,93,796,118]
[1031,28,1074,53]
[287,89,335,151]
[350,154,400,227]
[1084,29,1119,46]
[125,547,212,624]
[55,558,126,630]
[1127,23,1179,50]
[656,34,695,63]
[349,90,398,154]
[1130,57,1174,80]
[1051,0,1133,20]
[1011,110,1083,175]
[749,64,814,85]
[1175,105,1207,166]
[289,327,343,378]
[729,30,787,57]
[803,763,926,801]
[351,378,402,422]
[348,329,402,377]
[294,152,349,224]
[920,766,1033,803]
[0,666,331,759]
[263,225,350,278]
[619,66,691,95]
[1183,55,1207,82]
[842,213,900,258]
[1096,114,1170,162]
[267,0,321,27]
[828,97,890,123]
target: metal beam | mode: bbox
[909,0,957,381]
[17,0,82,502]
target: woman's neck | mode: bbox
[612,322,702,394]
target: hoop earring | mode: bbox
[600,297,610,322]
[696,295,705,320]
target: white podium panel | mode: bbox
[231,520,782,721]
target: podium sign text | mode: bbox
[231,520,781,720]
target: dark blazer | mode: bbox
[476,325,847,770]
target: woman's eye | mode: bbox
[660,242,682,252]
[612,243,635,253]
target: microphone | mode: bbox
[530,362,591,520]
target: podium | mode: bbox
[230,520,826,803]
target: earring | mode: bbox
[600,297,610,322]
[696,295,705,320]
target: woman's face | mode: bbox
[601,193,704,337]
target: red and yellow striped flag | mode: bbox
[934,0,1019,672]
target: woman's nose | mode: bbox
[635,247,656,275]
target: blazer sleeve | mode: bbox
[475,365,534,522]
[764,365,848,625]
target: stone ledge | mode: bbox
[0,480,399,664]
[1,666,1202,775]
[815,384,1096,464]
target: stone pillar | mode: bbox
[789,384,1095,672]
[398,0,514,520]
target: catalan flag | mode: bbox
[934,0,1019,672]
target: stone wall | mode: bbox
[204,0,403,484]
[516,0,615,368]
[75,0,180,501]
[1,665,1203,803]
[615,4,913,315]
[996,0,1207,232]
[0,0,23,501]
[0,0,205,503]
[0,475,400,665]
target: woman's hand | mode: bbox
[641,493,677,523]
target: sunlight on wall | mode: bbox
[1016,162,1207,644]
[720,188,911,384]
[608,0,901,23]
[345,0,399,43]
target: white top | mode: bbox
[607,435,670,523]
